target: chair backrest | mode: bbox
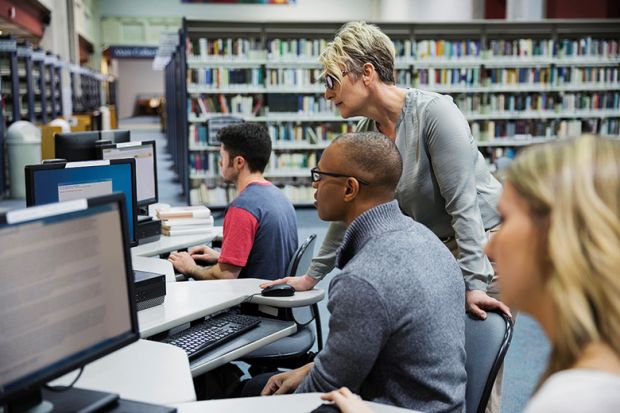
[287,233,317,277]
[465,311,514,413]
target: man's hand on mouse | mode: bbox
[259,274,319,291]
[261,362,314,395]
[321,387,372,413]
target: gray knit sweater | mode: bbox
[296,201,466,413]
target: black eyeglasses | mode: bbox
[324,71,349,90]
[310,166,369,185]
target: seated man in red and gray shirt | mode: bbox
[168,123,298,280]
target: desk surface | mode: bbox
[175,393,421,413]
[138,279,325,338]
[131,227,223,257]
[132,255,175,282]
[53,340,196,405]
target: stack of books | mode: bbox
[157,206,214,236]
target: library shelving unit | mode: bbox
[0,38,111,197]
[164,19,620,207]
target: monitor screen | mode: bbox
[99,141,158,207]
[25,160,138,246]
[55,130,132,161]
[0,194,138,405]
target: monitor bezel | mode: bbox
[97,140,159,208]
[54,130,132,162]
[0,193,140,404]
[24,159,140,247]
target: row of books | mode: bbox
[188,94,262,116]
[265,68,323,87]
[189,68,263,87]
[189,66,620,91]
[187,36,620,63]
[267,38,329,60]
[189,121,352,148]
[187,37,263,59]
[412,66,620,88]
[189,151,321,176]
[189,183,236,206]
[268,152,317,171]
[412,39,482,60]
[266,122,354,144]
[188,182,316,206]
[487,39,555,58]
[453,91,620,113]
[470,118,620,141]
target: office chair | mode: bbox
[464,310,514,413]
[241,234,323,371]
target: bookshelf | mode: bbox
[163,19,620,207]
[0,38,112,197]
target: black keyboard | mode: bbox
[162,312,261,360]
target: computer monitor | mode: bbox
[98,141,158,208]
[25,159,139,246]
[0,193,139,411]
[55,130,131,161]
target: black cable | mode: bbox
[43,367,84,392]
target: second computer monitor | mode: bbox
[55,130,132,161]
[98,141,158,207]
[25,159,139,246]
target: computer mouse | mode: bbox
[261,283,295,297]
[310,403,341,413]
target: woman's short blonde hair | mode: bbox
[506,134,620,381]
[319,21,396,86]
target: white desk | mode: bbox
[131,227,223,257]
[53,280,324,405]
[138,279,325,338]
[132,255,176,282]
[54,340,196,405]
[175,393,421,413]
[138,279,324,376]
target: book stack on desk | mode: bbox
[157,206,214,236]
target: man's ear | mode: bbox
[343,177,360,202]
[234,155,245,170]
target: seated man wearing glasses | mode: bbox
[168,123,298,280]
[252,132,467,412]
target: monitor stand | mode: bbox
[2,387,119,413]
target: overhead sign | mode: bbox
[107,46,158,59]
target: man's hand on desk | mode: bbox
[259,274,319,291]
[261,362,314,395]
[168,251,200,276]
[188,245,220,264]
[322,387,373,413]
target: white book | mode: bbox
[162,216,214,228]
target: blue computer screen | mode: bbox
[29,163,136,242]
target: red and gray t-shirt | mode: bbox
[219,182,298,279]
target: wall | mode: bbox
[75,0,102,69]
[114,58,164,119]
[98,0,378,21]
[380,0,483,21]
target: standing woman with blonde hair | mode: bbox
[266,20,510,318]
[320,134,620,412]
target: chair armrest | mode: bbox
[245,288,325,308]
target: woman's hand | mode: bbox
[321,387,373,413]
[259,274,319,291]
